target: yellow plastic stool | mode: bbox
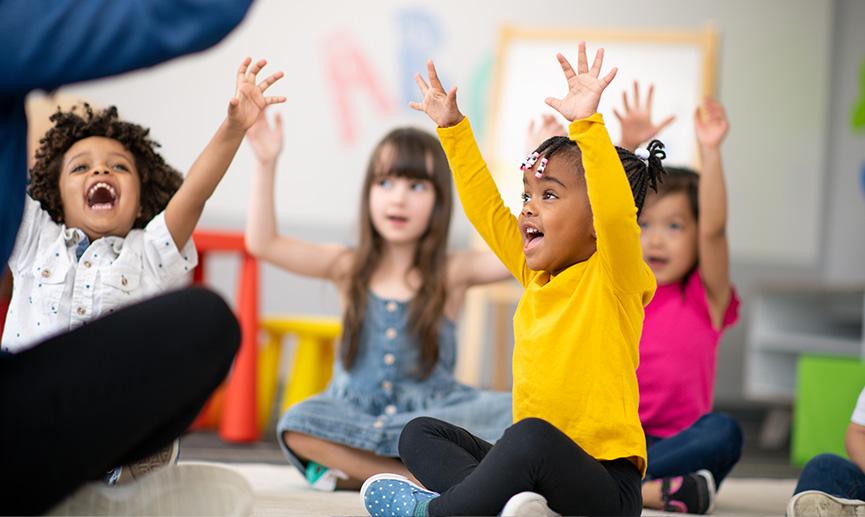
[257,316,342,432]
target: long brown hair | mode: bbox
[340,128,452,379]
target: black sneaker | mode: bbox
[661,469,716,514]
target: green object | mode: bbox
[792,355,865,466]
[852,55,865,131]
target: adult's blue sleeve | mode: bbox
[0,0,254,94]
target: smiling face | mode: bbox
[518,151,596,275]
[367,143,437,246]
[58,136,142,240]
[638,191,699,285]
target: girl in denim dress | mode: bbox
[245,112,513,490]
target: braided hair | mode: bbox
[531,137,667,215]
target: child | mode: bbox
[244,110,513,490]
[361,43,664,516]
[787,384,865,516]
[617,84,742,514]
[1,57,284,482]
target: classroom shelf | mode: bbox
[745,283,865,403]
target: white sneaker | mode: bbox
[787,490,865,517]
[48,463,253,516]
[500,491,560,517]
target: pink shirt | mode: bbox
[637,269,739,438]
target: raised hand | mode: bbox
[247,111,284,165]
[613,81,676,151]
[409,60,464,128]
[694,97,729,149]
[544,42,618,122]
[526,114,566,152]
[228,57,286,132]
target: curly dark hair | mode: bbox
[29,104,183,228]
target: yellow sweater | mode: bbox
[437,113,655,475]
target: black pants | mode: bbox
[399,417,642,516]
[0,287,240,514]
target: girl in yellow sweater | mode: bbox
[361,43,665,517]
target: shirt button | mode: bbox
[385,405,397,415]
[383,353,395,366]
[41,269,51,278]
[382,380,393,391]
[83,260,92,268]
[385,328,397,339]
[76,306,86,316]
[386,301,398,312]
[373,419,384,429]
[121,275,128,286]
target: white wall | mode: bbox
[821,0,865,282]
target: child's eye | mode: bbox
[410,181,428,192]
[113,163,130,172]
[70,164,88,173]
[377,178,394,189]
[542,190,558,200]
[520,192,530,205]
[638,221,649,229]
[668,223,682,231]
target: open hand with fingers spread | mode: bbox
[544,42,618,122]
[228,57,287,132]
[409,60,464,128]
[614,81,675,152]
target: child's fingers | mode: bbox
[446,86,458,103]
[600,67,618,88]
[656,114,676,131]
[646,83,655,110]
[264,96,287,105]
[577,41,589,74]
[248,58,267,79]
[258,71,284,92]
[613,108,623,122]
[414,73,430,94]
[237,57,252,82]
[408,101,424,112]
[427,60,445,91]
[555,53,577,81]
[544,96,562,112]
[622,90,631,112]
[633,81,641,109]
[589,48,605,77]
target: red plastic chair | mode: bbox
[189,230,259,443]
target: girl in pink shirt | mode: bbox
[617,84,742,514]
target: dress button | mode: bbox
[373,419,384,429]
[41,269,51,278]
[383,353,395,366]
[385,328,397,339]
[385,405,397,415]
[386,301,398,312]
[121,275,128,286]
[83,260,92,268]
[381,380,393,391]
[76,306,86,316]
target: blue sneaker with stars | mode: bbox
[361,473,439,517]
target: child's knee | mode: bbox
[398,417,441,458]
[502,417,558,456]
[282,431,321,458]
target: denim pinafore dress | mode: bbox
[276,292,512,473]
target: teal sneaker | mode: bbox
[361,473,438,517]
[305,461,348,491]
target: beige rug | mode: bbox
[222,462,797,517]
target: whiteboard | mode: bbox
[487,26,717,215]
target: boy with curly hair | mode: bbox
[3,57,285,354]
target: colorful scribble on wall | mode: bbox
[324,33,396,144]
[397,8,444,108]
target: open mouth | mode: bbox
[646,256,669,268]
[523,225,545,252]
[86,182,119,211]
[386,215,409,225]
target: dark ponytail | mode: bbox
[615,139,667,216]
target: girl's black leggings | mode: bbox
[399,416,642,516]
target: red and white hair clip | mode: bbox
[535,157,548,178]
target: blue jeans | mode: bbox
[646,412,743,486]
[794,453,865,500]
